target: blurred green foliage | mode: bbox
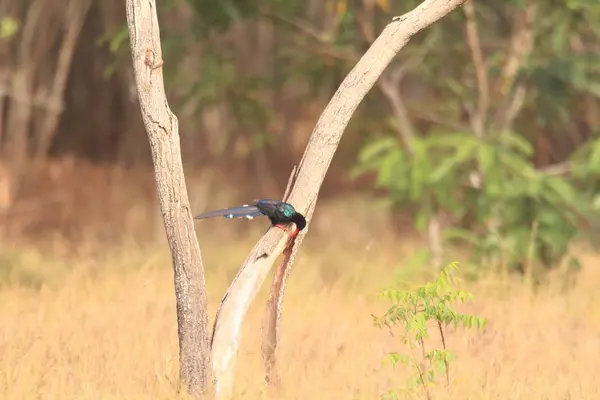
[350,0,600,274]
[101,0,600,273]
[374,262,487,398]
[355,129,600,274]
[0,17,19,40]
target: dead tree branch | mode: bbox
[208,1,469,398]
[261,243,294,387]
[261,166,302,387]
[125,0,211,397]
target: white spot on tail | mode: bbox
[245,215,254,220]
[227,214,233,218]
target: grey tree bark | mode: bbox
[125,0,211,397]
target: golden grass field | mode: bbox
[2,162,600,399]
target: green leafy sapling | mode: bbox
[373,262,487,399]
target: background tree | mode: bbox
[0,0,598,295]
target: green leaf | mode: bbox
[377,149,404,187]
[0,17,19,39]
[543,177,577,205]
[550,20,569,55]
[496,132,534,156]
[497,151,536,177]
[582,82,600,99]
[385,352,413,366]
[357,137,399,165]
[408,141,430,200]
[588,141,600,173]
[592,195,600,211]
[476,143,496,174]
[443,228,480,246]
[429,141,477,183]
[414,208,430,233]
[423,132,477,149]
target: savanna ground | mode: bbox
[1,160,600,399]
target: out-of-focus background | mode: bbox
[1,0,600,399]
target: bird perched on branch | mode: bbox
[194,199,306,237]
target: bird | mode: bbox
[194,199,306,236]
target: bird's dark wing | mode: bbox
[256,199,282,216]
[194,205,265,220]
[255,199,281,205]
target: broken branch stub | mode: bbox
[125,0,211,397]
[210,0,468,398]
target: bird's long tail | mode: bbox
[194,204,264,220]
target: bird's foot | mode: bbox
[288,228,300,239]
[274,224,288,231]
[285,228,300,248]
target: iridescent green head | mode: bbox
[278,203,296,218]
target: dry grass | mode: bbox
[1,236,600,400]
[2,159,600,399]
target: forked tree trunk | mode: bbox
[127,1,467,399]
[210,1,469,399]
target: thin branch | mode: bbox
[525,219,539,286]
[437,321,450,387]
[355,2,377,44]
[463,0,489,137]
[291,39,358,62]
[499,2,538,97]
[411,109,470,131]
[208,1,469,398]
[265,10,359,61]
[500,84,526,132]
[418,337,433,400]
[260,9,329,43]
[378,76,417,152]
[390,31,439,82]
[537,161,572,177]
[375,28,441,262]
[358,8,439,153]
[492,2,537,130]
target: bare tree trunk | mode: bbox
[2,0,46,168]
[208,1,469,398]
[34,0,92,158]
[0,3,21,151]
[125,0,211,397]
